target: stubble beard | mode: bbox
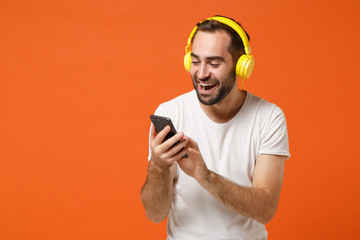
[192,73,237,106]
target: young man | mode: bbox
[141,16,290,239]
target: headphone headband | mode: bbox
[207,17,252,55]
[185,16,252,55]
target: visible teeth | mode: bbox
[199,82,215,91]
[200,83,214,86]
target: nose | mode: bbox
[197,63,210,80]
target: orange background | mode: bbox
[1,0,359,239]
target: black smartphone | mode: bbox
[150,114,188,158]
[150,115,177,142]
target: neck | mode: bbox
[199,87,247,123]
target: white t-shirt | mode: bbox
[150,90,290,240]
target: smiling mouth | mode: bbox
[200,82,216,91]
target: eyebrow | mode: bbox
[191,53,225,62]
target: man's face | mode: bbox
[190,30,236,106]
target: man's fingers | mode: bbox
[150,124,189,161]
[156,131,187,158]
[166,136,188,157]
[173,146,189,161]
[183,136,199,150]
[150,123,156,142]
[152,125,171,145]
[162,131,186,151]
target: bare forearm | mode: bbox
[141,161,175,223]
[198,170,277,224]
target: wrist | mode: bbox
[149,158,172,174]
[196,168,212,186]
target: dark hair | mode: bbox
[193,16,250,63]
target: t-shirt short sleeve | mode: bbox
[258,106,290,159]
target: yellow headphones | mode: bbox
[184,16,255,79]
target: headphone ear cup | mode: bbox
[236,54,255,79]
[184,52,192,72]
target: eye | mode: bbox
[192,60,200,66]
[210,63,220,67]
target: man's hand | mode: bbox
[176,136,285,224]
[177,137,209,182]
[141,124,189,223]
[150,124,189,169]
